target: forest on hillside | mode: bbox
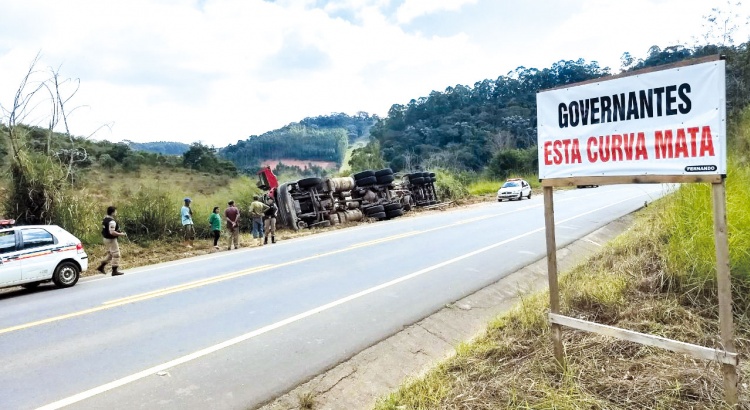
[219,112,377,172]
[126,140,189,156]
[357,42,750,178]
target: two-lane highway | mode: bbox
[0,184,672,409]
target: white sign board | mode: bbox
[537,60,726,180]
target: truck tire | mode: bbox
[298,177,322,189]
[384,203,402,211]
[374,168,393,177]
[410,177,425,185]
[376,174,395,185]
[369,212,386,220]
[428,172,436,177]
[356,176,377,187]
[386,209,404,219]
[278,183,299,230]
[364,205,385,215]
[353,170,375,180]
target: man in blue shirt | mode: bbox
[181,197,195,248]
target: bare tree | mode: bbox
[0,53,87,223]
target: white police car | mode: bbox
[0,224,88,290]
[497,178,532,201]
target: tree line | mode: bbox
[360,43,750,179]
[220,123,350,172]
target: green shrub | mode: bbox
[118,188,181,243]
[51,189,101,245]
[434,169,469,202]
[467,179,502,195]
[664,161,750,291]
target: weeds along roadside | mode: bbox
[374,164,750,409]
[14,167,264,247]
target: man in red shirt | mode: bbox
[224,200,240,250]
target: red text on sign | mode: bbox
[586,133,648,163]
[543,139,582,165]
[654,126,715,159]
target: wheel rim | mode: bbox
[59,265,77,285]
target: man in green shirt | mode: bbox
[249,195,270,246]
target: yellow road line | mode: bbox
[0,203,547,336]
[104,265,273,305]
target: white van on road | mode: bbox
[0,225,88,290]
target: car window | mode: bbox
[0,231,16,254]
[502,181,520,188]
[21,228,55,250]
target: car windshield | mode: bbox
[502,181,520,188]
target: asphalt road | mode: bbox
[0,184,672,410]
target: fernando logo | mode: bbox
[685,165,717,172]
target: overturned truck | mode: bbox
[257,167,439,231]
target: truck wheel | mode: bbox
[278,183,299,230]
[374,168,393,177]
[298,177,323,189]
[353,170,375,180]
[428,172,436,177]
[410,177,425,185]
[376,174,395,185]
[356,176,377,187]
[384,203,402,211]
[369,212,386,220]
[365,205,385,215]
[386,209,404,219]
[527,191,532,199]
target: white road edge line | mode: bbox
[36,192,647,410]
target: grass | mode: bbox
[467,174,541,196]
[374,163,750,409]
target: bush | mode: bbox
[434,169,469,202]
[664,160,750,296]
[487,147,538,179]
[119,188,181,243]
[51,189,100,245]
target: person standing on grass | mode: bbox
[96,206,126,276]
[209,206,221,250]
[249,195,269,246]
[224,200,240,250]
[181,197,195,248]
[263,197,278,245]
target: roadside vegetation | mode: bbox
[372,107,750,409]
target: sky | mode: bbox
[0,0,748,147]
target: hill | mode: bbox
[219,112,377,173]
[364,43,750,178]
[125,140,189,156]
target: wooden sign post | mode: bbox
[537,56,737,405]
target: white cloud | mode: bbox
[395,0,478,24]
[0,0,743,146]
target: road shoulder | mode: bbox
[260,213,636,410]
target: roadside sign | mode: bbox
[537,59,726,180]
[536,55,737,406]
